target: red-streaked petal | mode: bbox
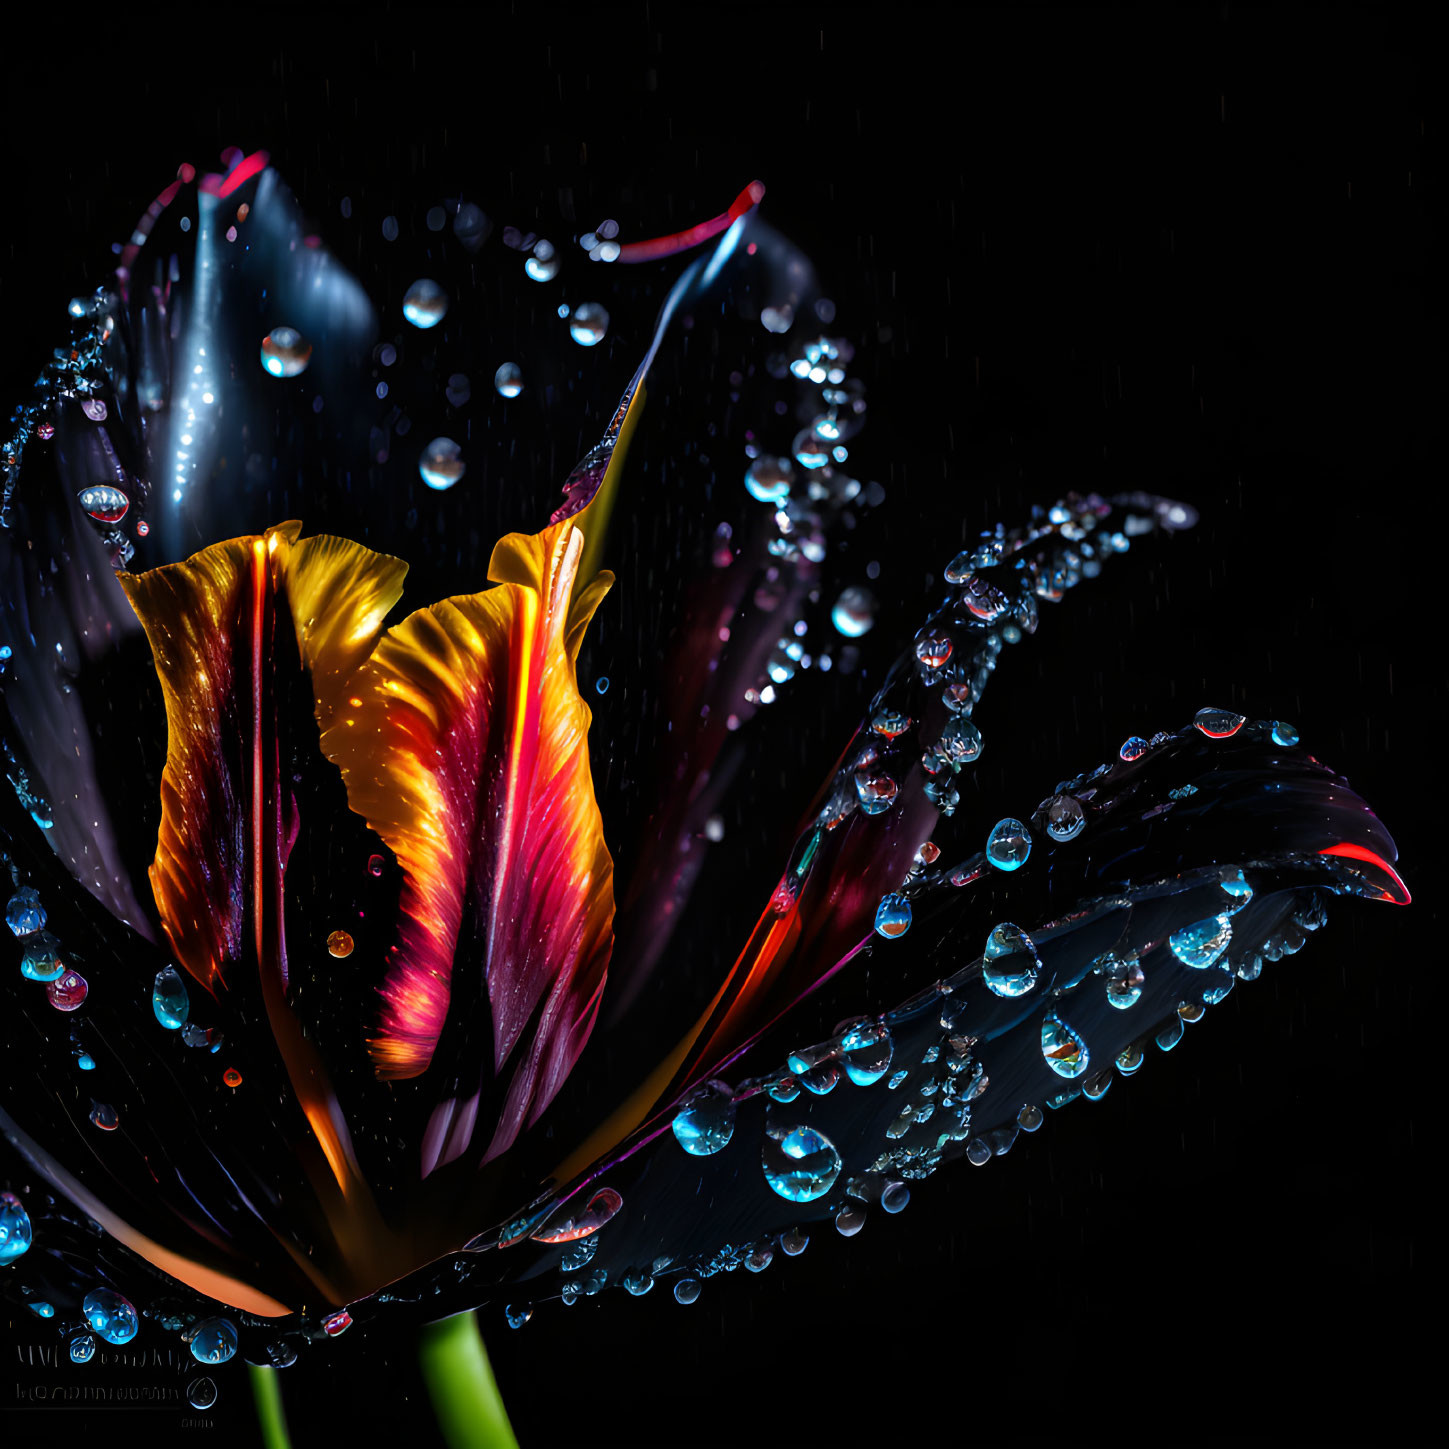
[320,521,615,1171]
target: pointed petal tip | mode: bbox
[1319,842,1411,905]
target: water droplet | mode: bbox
[1119,736,1150,762]
[1082,1069,1113,1101]
[46,968,88,1011]
[1271,720,1300,747]
[259,326,312,378]
[744,455,793,503]
[1202,974,1234,1005]
[671,1081,736,1156]
[223,1067,243,1088]
[1042,1014,1089,1078]
[0,1192,33,1263]
[1178,1000,1206,1023]
[505,1303,534,1327]
[780,1227,809,1256]
[961,576,1010,622]
[419,436,466,490]
[835,1205,865,1236]
[525,252,559,282]
[187,1377,218,1409]
[622,1271,654,1297]
[77,485,129,522]
[674,1278,701,1305]
[83,1288,139,1345]
[81,398,108,423]
[73,1045,95,1071]
[1044,794,1086,842]
[1155,1017,1185,1052]
[939,717,983,764]
[855,770,899,814]
[873,893,912,938]
[966,1138,993,1166]
[762,1124,842,1202]
[29,1301,54,1318]
[982,922,1041,998]
[402,279,449,329]
[1218,867,1254,915]
[493,362,523,398]
[368,854,385,877]
[569,302,609,347]
[1017,1103,1044,1132]
[453,203,490,251]
[186,1318,236,1364]
[1194,706,1246,739]
[70,1333,96,1363]
[326,929,354,958]
[761,305,794,334]
[1169,915,1233,968]
[322,1309,352,1337]
[20,931,63,981]
[914,630,953,669]
[887,1069,909,1089]
[1116,1044,1144,1075]
[266,1341,299,1369]
[89,1101,119,1131]
[746,1244,774,1272]
[6,887,44,936]
[831,586,876,637]
[152,966,190,1029]
[880,1181,910,1214]
[839,1020,894,1085]
[985,818,1032,871]
[531,1187,624,1244]
[1099,951,1144,1009]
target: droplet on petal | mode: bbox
[1120,736,1150,761]
[531,1187,624,1244]
[82,1288,138,1345]
[6,887,44,936]
[322,1309,352,1337]
[1271,720,1300,747]
[77,485,129,522]
[1169,915,1233,968]
[1194,706,1246,739]
[982,921,1040,998]
[671,1081,737,1156]
[0,1192,33,1263]
[985,818,1032,871]
[873,893,912,938]
[1044,794,1086,842]
[762,1124,842,1202]
[189,1317,238,1363]
[1042,1013,1090,1079]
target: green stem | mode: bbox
[418,1310,520,1449]
[248,1362,293,1449]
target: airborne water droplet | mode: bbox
[569,302,609,347]
[6,887,44,936]
[493,362,523,398]
[152,966,190,1029]
[831,586,876,637]
[402,279,449,329]
[259,326,312,378]
[419,437,466,490]
[20,931,64,981]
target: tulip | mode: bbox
[0,152,1407,1447]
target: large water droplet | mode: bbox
[880,1181,911,1214]
[1218,866,1254,915]
[1099,951,1144,1009]
[674,1278,701,1305]
[188,1317,237,1363]
[985,818,1032,871]
[1044,794,1086,842]
[89,1101,119,1131]
[402,278,449,329]
[83,1288,138,1345]
[1119,736,1150,762]
[6,887,44,936]
[46,969,88,1011]
[259,326,312,378]
[419,436,466,490]
[1017,1103,1044,1132]
[1271,720,1300,747]
[1042,1014,1089,1078]
[1169,914,1233,968]
[873,893,912,938]
[187,1377,218,1410]
[493,362,523,398]
[835,1205,865,1236]
[914,630,953,669]
[671,1081,737,1156]
[78,485,129,522]
[762,1124,842,1202]
[831,586,876,637]
[839,1020,894,1085]
[939,717,982,764]
[531,1187,623,1244]
[982,922,1041,998]
[1194,706,1246,739]
[569,302,609,347]
[622,1271,654,1297]
[506,1302,534,1327]
[744,455,793,503]
[20,931,63,981]
[152,966,190,1029]
[0,1192,33,1263]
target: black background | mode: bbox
[1,6,1439,1447]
